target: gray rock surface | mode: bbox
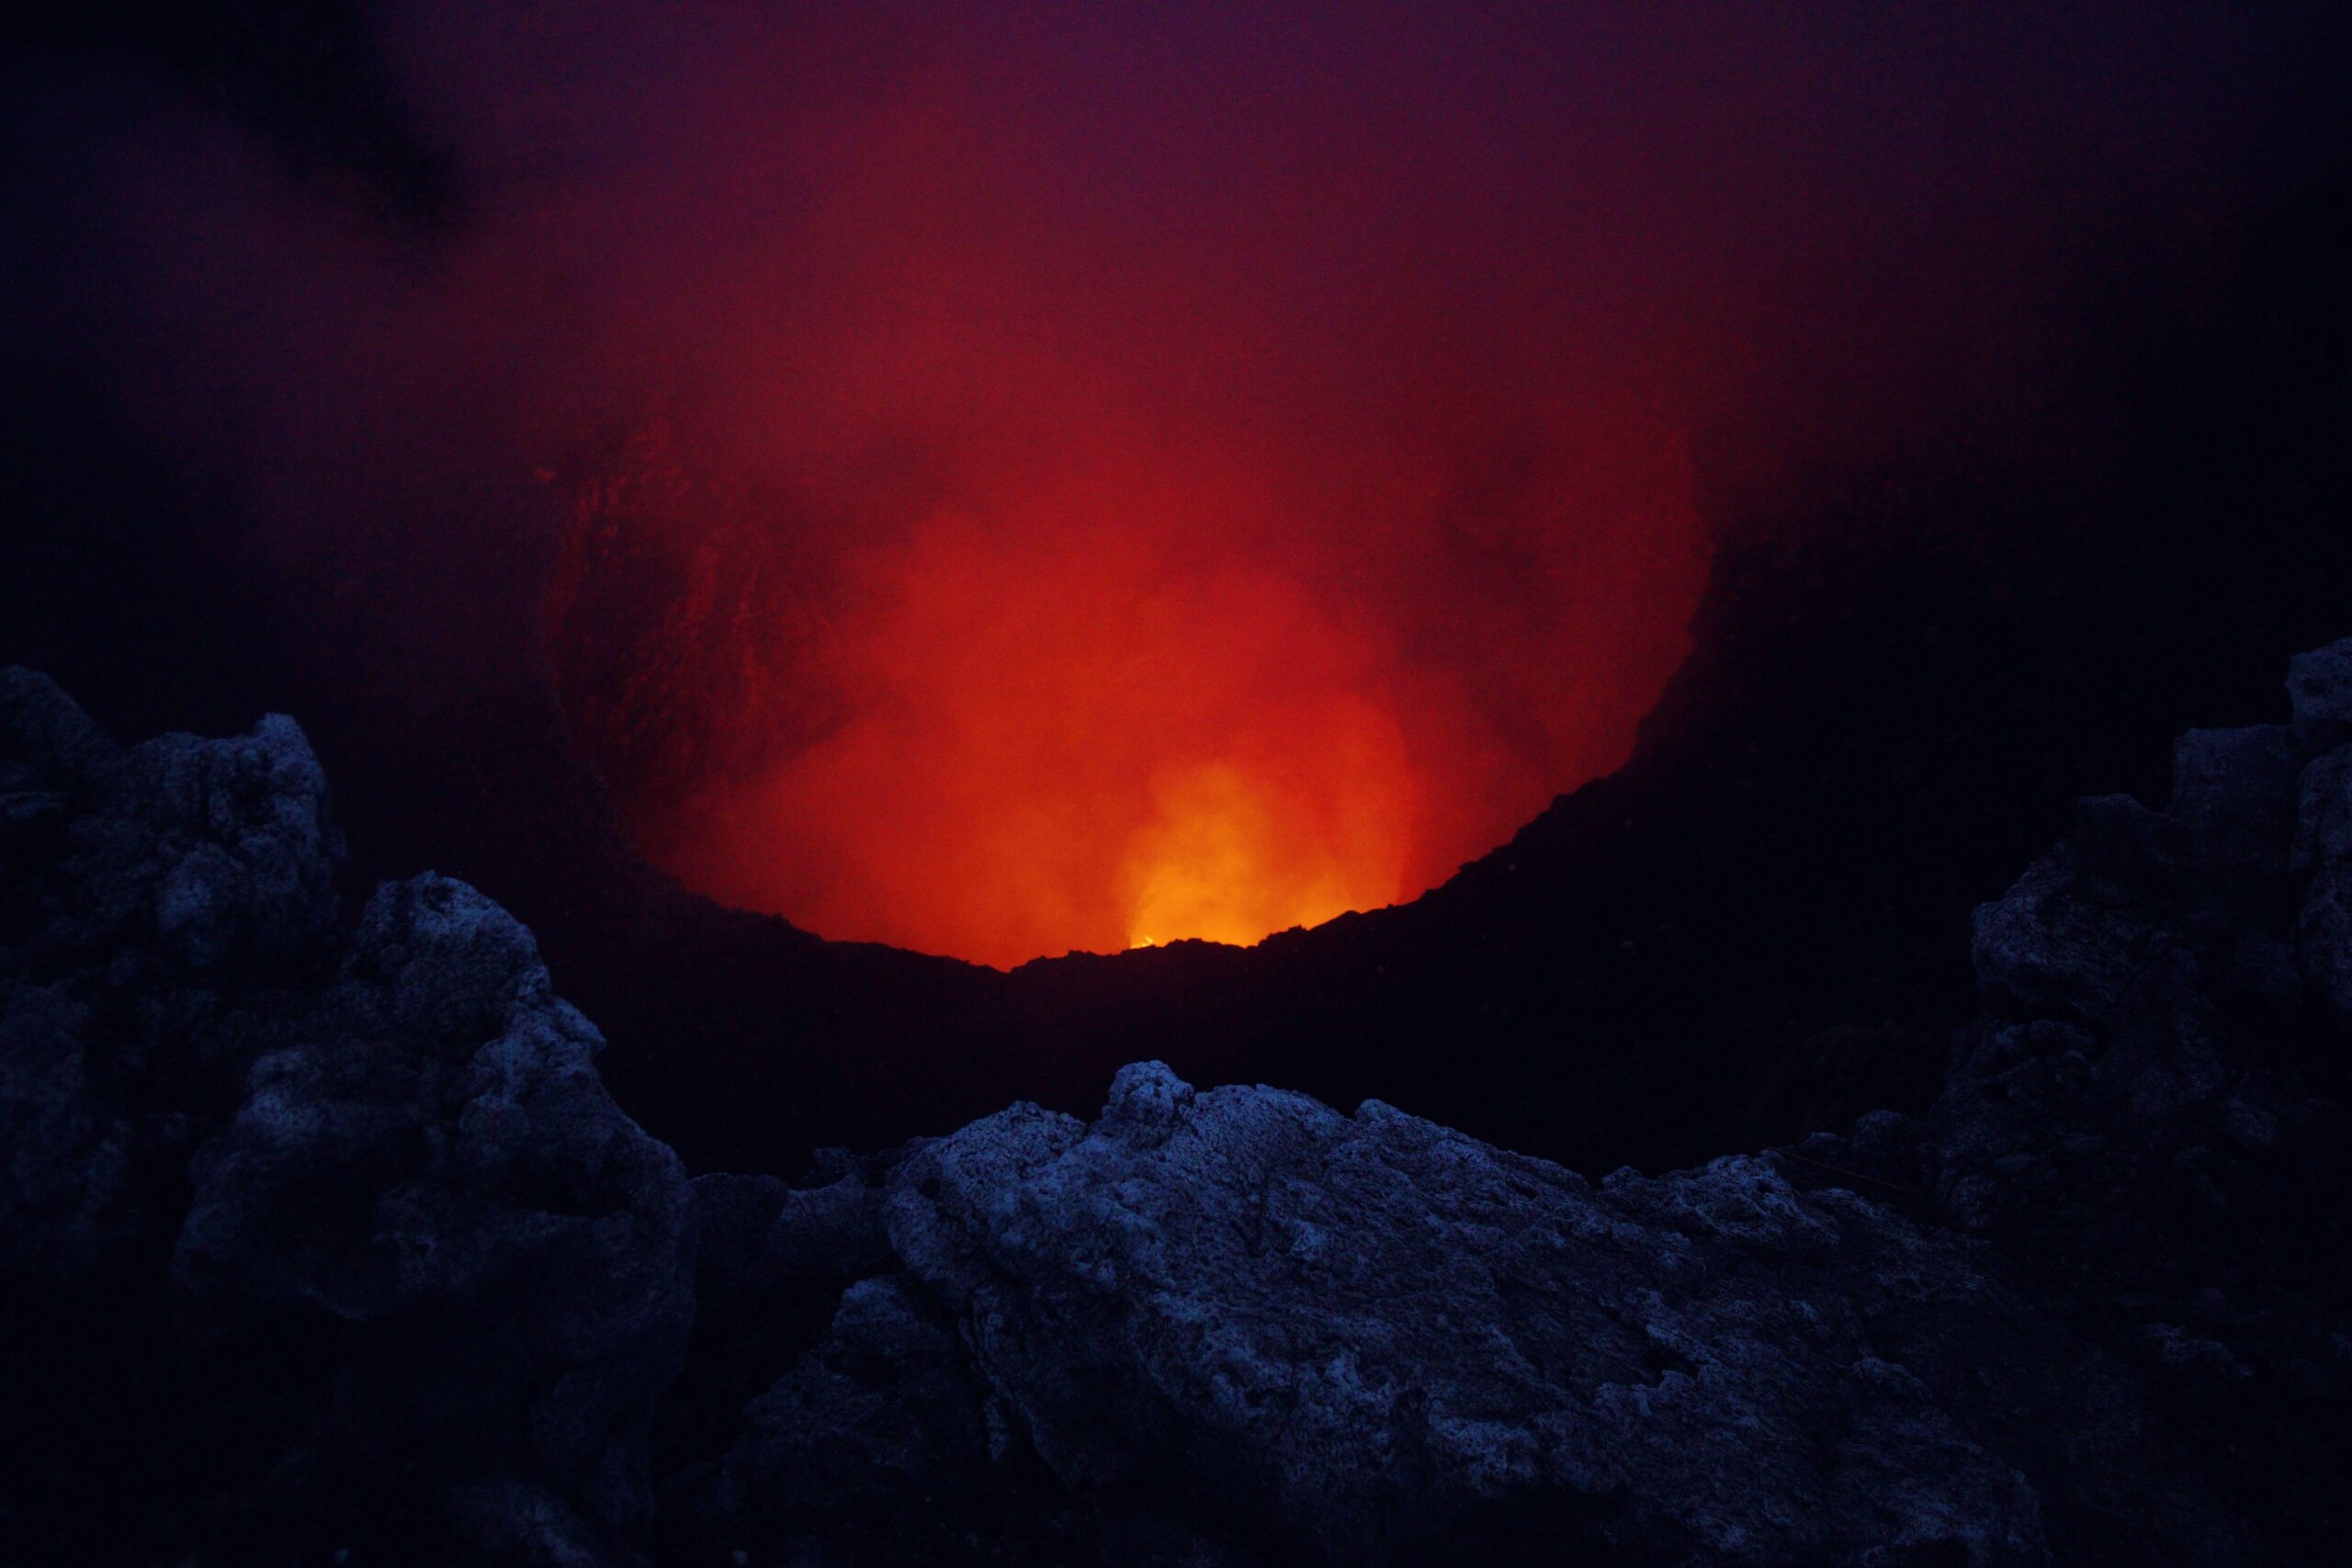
[2287,635,2352,751]
[5,641,2350,1566]
[0,668,694,1565]
[1,668,343,1277]
[2296,742,2352,1022]
[174,871,696,1546]
[844,1063,2225,1564]
[1912,648,2352,1566]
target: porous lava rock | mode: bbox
[5,641,2350,1565]
[1,668,695,1565]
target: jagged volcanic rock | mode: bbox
[1,668,695,1564]
[5,641,2351,1564]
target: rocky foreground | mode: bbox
[4,647,2350,1566]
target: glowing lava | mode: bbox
[548,413,1700,969]
[1122,704,1412,951]
[529,4,1713,969]
[616,504,1435,968]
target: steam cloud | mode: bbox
[7,1,2337,964]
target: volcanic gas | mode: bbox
[46,4,2290,968]
[507,6,1727,967]
[546,392,1702,968]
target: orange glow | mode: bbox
[1125,725,1409,952]
[549,409,1701,967]
[530,7,1713,968]
[641,509,1429,967]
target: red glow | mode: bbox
[527,6,1711,967]
[671,518,1427,964]
[546,389,1701,968]
[29,3,2323,966]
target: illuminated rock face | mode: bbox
[4,642,2349,1565]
